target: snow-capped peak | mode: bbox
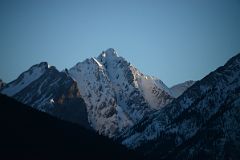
[98,48,119,61]
[68,49,175,137]
[105,48,118,56]
[1,62,49,96]
[38,62,49,68]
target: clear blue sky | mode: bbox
[0,0,240,87]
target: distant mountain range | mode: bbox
[1,49,239,160]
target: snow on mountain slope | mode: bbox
[97,48,173,110]
[1,62,90,129]
[69,48,174,137]
[69,57,121,136]
[170,80,195,98]
[138,75,173,109]
[1,62,48,96]
[168,94,240,160]
[119,53,240,158]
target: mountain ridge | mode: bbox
[118,53,240,159]
[0,49,239,160]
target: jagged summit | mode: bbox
[38,61,48,67]
[97,49,129,73]
[98,48,119,60]
[104,48,118,56]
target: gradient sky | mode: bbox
[0,0,240,87]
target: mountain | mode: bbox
[0,94,142,160]
[69,48,174,137]
[1,62,90,129]
[1,62,48,96]
[170,80,195,98]
[0,48,189,138]
[119,53,240,160]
